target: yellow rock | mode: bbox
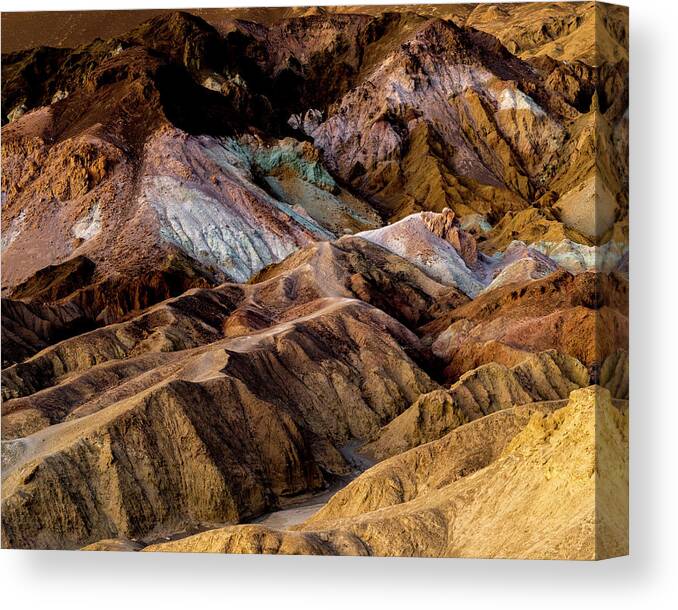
[144,386,628,559]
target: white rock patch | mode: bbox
[1,211,26,251]
[357,214,484,297]
[72,204,101,241]
[497,88,546,117]
[142,175,299,283]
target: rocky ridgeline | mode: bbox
[1,6,628,557]
[140,386,628,559]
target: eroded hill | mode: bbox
[1,4,628,558]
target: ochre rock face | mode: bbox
[421,208,478,268]
[1,298,437,549]
[363,349,592,461]
[1,4,628,558]
[142,387,628,560]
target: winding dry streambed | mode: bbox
[253,440,374,529]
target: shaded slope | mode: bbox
[1,298,437,549]
[363,349,589,460]
[142,386,628,559]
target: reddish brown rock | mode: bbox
[424,270,628,381]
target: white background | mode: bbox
[0,0,676,607]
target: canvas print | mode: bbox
[0,2,628,559]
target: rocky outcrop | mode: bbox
[426,270,629,380]
[1,235,462,412]
[1,6,628,558]
[1,283,245,402]
[362,390,468,463]
[420,208,477,267]
[142,387,628,560]
[465,2,628,65]
[482,241,559,292]
[532,239,628,274]
[363,349,589,460]
[249,236,469,331]
[600,349,629,400]
[1,298,95,368]
[357,214,484,297]
[1,13,368,324]
[7,256,95,302]
[303,18,569,221]
[1,298,437,549]
[1,7,627,305]
[2,4,629,68]
[2,252,216,366]
[479,208,593,254]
